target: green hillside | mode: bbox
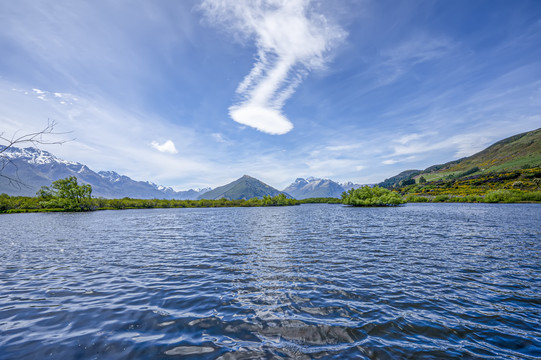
[380,128,541,198]
[422,127,541,181]
[198,175,288,200]
[379,169,421,188]
[381,128,541,188]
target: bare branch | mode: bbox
[0,119,72,155]
[0,120,73,188]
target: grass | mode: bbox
[480,153,541,173]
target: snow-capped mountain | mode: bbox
[340,181,371,192]
[0,146,209,199]
[282,177,346,199]
[2,146,80,166]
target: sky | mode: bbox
[1,0,540,190]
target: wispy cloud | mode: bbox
[0,82,212,188]
[211,133,229,144]
[396,132,436,145]
[325,143,363,152]
[200,0,345,134]
[151,140,178,154]
[377,34,456,86]
[391,132,493,159]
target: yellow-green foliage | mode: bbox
[404,195,429,203]
[342,186,404,207]
[484,189,541,203]
[400,168,541,198]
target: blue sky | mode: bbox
[1,0,540,190]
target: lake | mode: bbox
[1,203,540,359]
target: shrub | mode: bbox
[400,178,416,186]
[458,167,480,177]
[482,189,538,203]
[342,186,404,206]
[404,195,429,203]
[433,195,450,202]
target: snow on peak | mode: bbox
[1,146,79,166]
[98,171,124,182]
[195,187,212,193]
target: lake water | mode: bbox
[1,203,540,359]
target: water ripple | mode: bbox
[1,204,540,359]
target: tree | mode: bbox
[419,176,427,184]
[1,120,68,188]
[400,178,416,186]
[38,176,93,211]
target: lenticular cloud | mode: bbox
[200,0,345,135]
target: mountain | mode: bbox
[283,177,346,199]
[379,170,422,188]
[340,181,370,192]
[198,175,288,200]
[424,127,541,175]
[0,147,209,199]
[379,127,541,187]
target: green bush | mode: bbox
[433,195,450,202]
[484,189,520,203]
[342,186,404,207]
[404,195,429,203]
[484,189,541,203]
[465,195,483,203]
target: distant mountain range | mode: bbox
[379,127,541,187]
[198,175,289,200]
[5,126,537,200]
[198,176,368,200]
[0,146,368,200]
[0,147,209,199]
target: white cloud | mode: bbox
[382,159,398,165]
[151,140,178,154]
[201,0,345,135]
[229,104,292,135]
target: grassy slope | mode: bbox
[380,128,541,199]
[418,128,541,182]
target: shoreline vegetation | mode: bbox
[1,179,540,213]
[392,167,541,204]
